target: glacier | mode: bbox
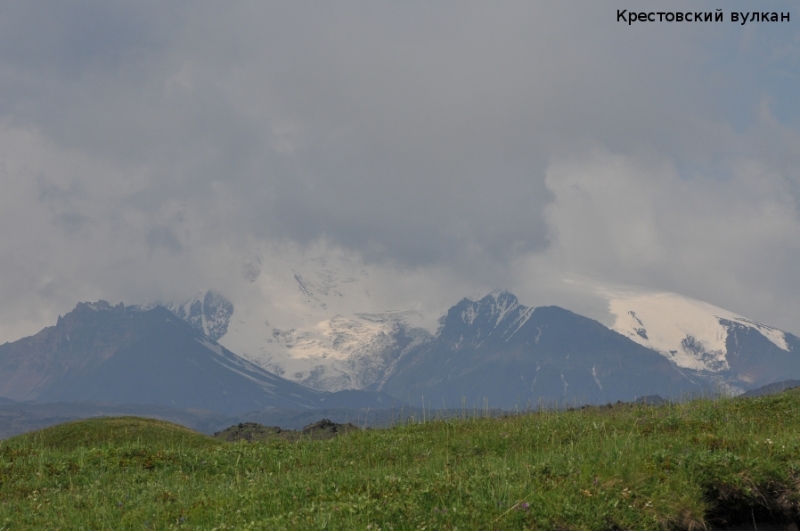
[604,289,789,372]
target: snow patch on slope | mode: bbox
[216,255,437,392]
[461,305,478,326]
[604,289,788,372]
[155,290,233,341]
[486,289,519,326]
[502,306,535,341]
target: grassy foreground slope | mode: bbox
[2,394,800,530]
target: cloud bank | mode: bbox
[1,0,799,341]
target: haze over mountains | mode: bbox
[149,262,800,404]
[199,258,439,393]
[1,271,799,418]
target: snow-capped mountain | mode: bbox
[272,311,432,391]
[602,289,800,393]
[607,290,788,372]
[435,289,535,348]
[374,290,706,407]
[160,258,800,399]
[163,258,437,392]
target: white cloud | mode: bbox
[517,148,800,334]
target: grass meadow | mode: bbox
[3,391,800,530]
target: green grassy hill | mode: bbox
[3,392,800,530]
[8,416,219,451]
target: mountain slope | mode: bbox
[168,262,435,392]
[0,302,399,415]
[605,290,800,391]
[156,278,800,404]
[722,319,800,389]
[375,291,706,408]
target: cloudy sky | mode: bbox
[1,0,799,341]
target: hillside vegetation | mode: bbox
[3,393,800,530]
[7,416,218,451]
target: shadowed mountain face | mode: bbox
[721,320,800,390]
[374,292,706,409]
[0,302,399,415]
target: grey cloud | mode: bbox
[52,211,90,236]
[0,0,799,339]
[146,226,183,254]
[36,175,83,202]
[0,1,182,72]
[534,149,800,333]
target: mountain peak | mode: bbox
[57,300,133,328]
[478,290,520,322]
[437,290,529,347]
[486,288,516,300]
[76,300,124,312]
[379,293,707,408]
[605,290,792,373]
